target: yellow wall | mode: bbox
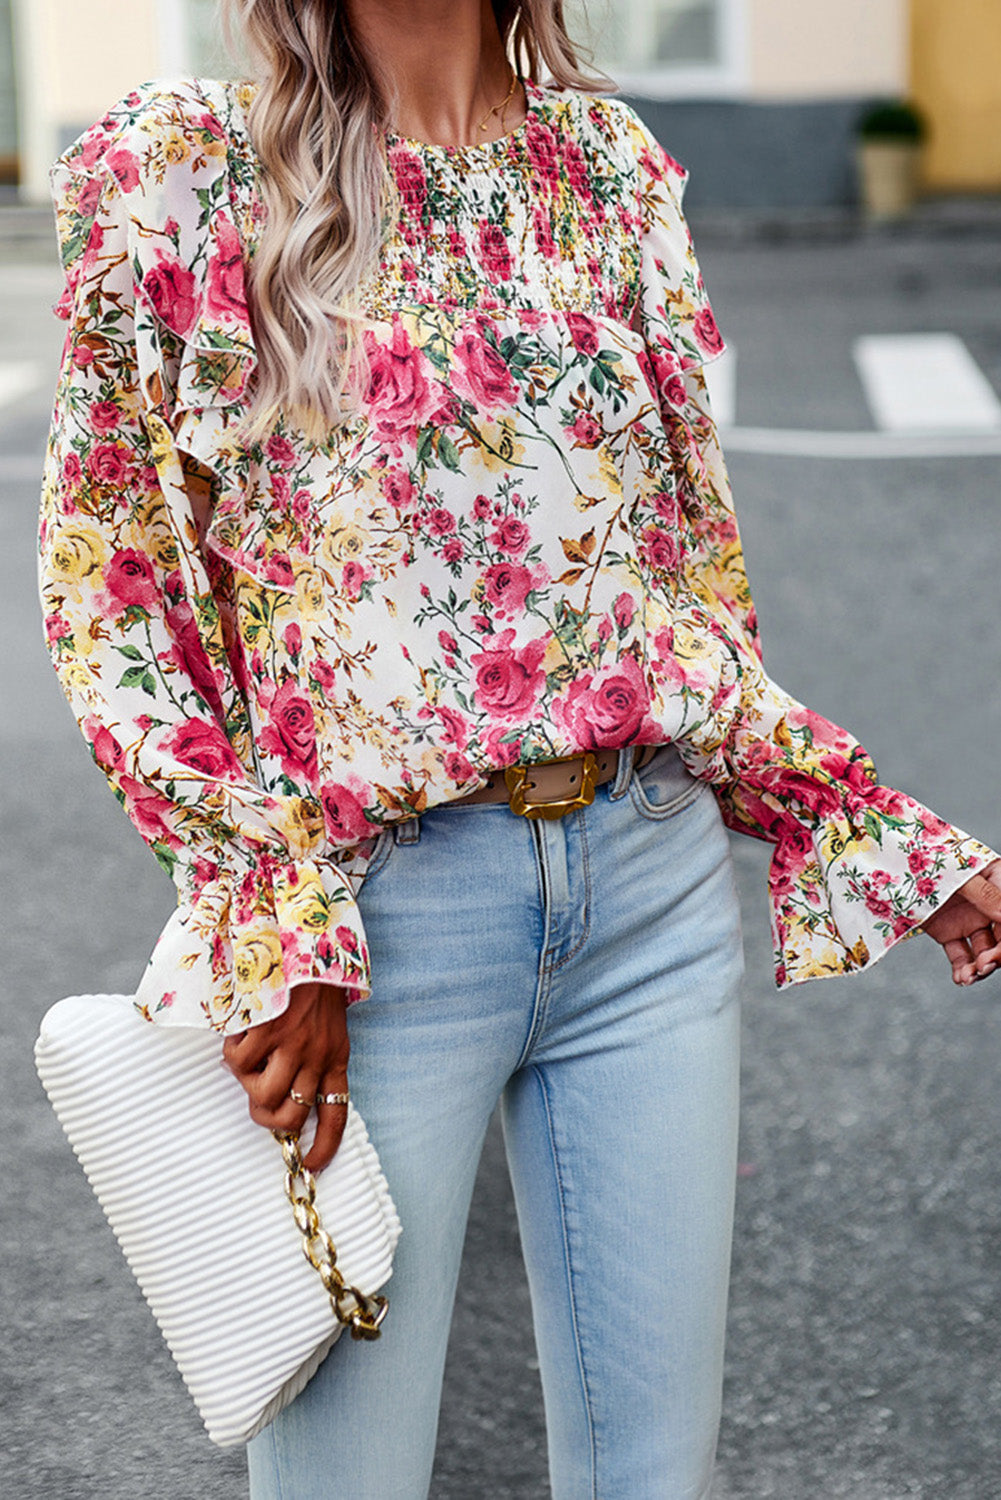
[910,0,1001,190]
[13,0,159,201]
[749,0,908,99]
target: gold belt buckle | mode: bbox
[503,753,599,821]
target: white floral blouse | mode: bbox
[38,75,998,1032]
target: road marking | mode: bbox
[717,424,1001,458]
[0,360,45,410]
[853,333,1001,432]
[704,344,736,429]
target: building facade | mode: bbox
[4,0,1001,206]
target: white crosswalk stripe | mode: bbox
[0,360,45,410]
[853,332,1001,433]
[703,344,736,430]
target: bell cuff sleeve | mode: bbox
[40,82,373,1032]
[623,109,1000,987]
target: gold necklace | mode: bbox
[476,67,519,137]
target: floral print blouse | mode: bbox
[38,75,997,1032]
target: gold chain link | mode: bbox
[275,1131,389,1340]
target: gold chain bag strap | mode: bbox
[35,993,402,1446]
[277,1131,388,1339]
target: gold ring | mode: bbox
[288,1087,313,1106]
[318,1091,350,1106]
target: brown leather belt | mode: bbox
[449,745,661,821]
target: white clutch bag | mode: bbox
[34,993,402,1447]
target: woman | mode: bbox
[38,0,1001,1495]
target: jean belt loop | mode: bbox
[395,816,421,845]
[607,746,634,802]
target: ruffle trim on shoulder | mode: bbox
[613,102,727,377]
[49,76,260,423]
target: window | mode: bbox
[565,0,748,98]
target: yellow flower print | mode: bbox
[162,129,191,166]
[592,445,624,497]
[295,567,327,621]
[284,799,326,860]
[46,523,107,588]
[274,868,331,933]
[233,930,284,995]
[321,517,372,567]
[472,418,526,473]
[145,414,176,471]
[793,945,845,981]
[62,659,99,705]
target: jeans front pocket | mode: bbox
[359,826,397,885]
[628,744,708,821]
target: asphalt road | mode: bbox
[3,222,1001,1499]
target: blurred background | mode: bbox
[0,0,999,211]
[2,4,1001,1499]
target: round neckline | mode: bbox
[385,77,543,160]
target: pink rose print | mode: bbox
[165,599,225,715]
[321,780,374,843]
[205,216,248,325]
[444,751,475,783]
[266,434,297,468]
[553,654,657,749]
[83,717,125,772]
[452,329,519,411]
[61,453,83,487]
[639,525,680,577]
[566,412,603,448]
[489,516,529,555]
[437,705,471,749]
[388,144,427,219]
[104,146,141,192]
[472,494,493,521]
[162,718,244,779]
[142,253,199,338]
[118,775,182,848]
[257,679,318,780]
[364,320,451,448]
[383,469,415,509]
[471,631,546,721]
[484,725,523,767]
[483,562,537,616]
[476,223,513,283]
[428,508,456,536]
[104,548,159,612]
[532,205,557,260]
[442,539,464,564]
[88,443,130,486]
[526,119,560,186]
[693,306,725,359]
[613,592,635,632]
[565,314,601,357]
[89,400,120,434]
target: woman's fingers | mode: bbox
[248,1070,321,1134]
[302,1084,349,1174]
[961,872,1001,926]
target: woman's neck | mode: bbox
[345,0,526,146]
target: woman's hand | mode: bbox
[922,860,1001,986]
[222,981,351,1172]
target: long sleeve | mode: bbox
[625,114,999,987]
[39,85,372,1030]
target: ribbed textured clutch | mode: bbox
[35,993,401,1447]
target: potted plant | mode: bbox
[855,100,928,220]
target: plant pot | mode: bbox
[856,140,922,219]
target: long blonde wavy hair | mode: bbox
[221,1,611,444]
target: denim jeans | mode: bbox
[247,745,745,1500]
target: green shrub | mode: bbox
[857,100,927,141]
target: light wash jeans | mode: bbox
[247,745,744,1500]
